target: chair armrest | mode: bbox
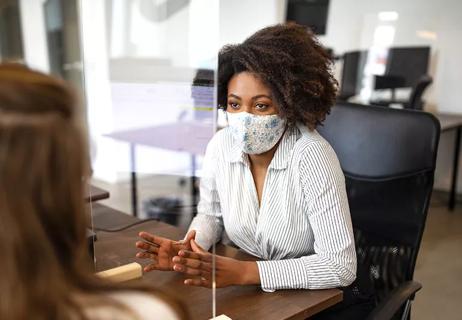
[367,281,422,320]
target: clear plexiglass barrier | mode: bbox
[80,0,220,319]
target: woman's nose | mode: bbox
[241,104,253,114]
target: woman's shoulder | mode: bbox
[205,127,235,157]
[210,127,234,145]
[82,290,180,320]
[293,124,335,158]
[291,125,345,188]
[291,124,342,175]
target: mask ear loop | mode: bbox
[218,105,229,125]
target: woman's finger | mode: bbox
[172,256,212,272]
[173,264,206,276]
[136,251,157,260]
[177,249,201,260]
[135,241,159,254]
[183,230,196,243]
[190,239,207,254]
[144,262,161,272]
[179,249,213,263]
[138,232,165,246]
[184,277,211,287]
[135,240,159,252]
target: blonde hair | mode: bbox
[0,64,187,320]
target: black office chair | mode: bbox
[318,102,440,320]
[405,75,433,110]
[371,75,433,111]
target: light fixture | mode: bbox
[378,11,399,22]
[416,30,438,40]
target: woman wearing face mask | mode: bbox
[136,24,374,318]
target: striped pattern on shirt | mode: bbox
[188,124,356,291]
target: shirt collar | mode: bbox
[227,125,300,170]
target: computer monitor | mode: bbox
[339,50,368,100]
[286,0,330,35]
[385,46,430,88]
[340,47,430,99]
[191,69,214,121]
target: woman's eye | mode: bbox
[255,103,269,110]
[228,102,240,109]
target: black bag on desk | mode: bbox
[144,197,183,226]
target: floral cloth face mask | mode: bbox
[227,112,286,154]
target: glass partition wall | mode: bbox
[80,0,219,318]
[1,0,220,318]
[0,0,219,319]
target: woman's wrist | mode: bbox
[238,261,261,286]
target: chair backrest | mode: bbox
[408,75,433,110]
[317,102,440,305]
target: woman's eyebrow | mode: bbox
[252,94,272,101]
[227,93,241,100]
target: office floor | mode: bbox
[93,177,462,319]
[413,192,462,320]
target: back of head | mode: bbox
[0,64,189,320]
[0,63,90,319]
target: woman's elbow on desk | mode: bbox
[329,256,357,288]
[337,264,357,288]
[301,249,357,289]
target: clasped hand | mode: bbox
[135,230,258,288]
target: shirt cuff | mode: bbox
[256,259,309,291]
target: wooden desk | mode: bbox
[434,113,462,210]
[86,185,110,202]
[92,205,342,320]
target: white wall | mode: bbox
[319,0,462,115]
[18,0,50,72]
[318,0,462,192]
[219,0,286,46]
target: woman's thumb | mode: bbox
[185,230,196,242]
[190,239,206,253]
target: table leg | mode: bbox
[449,127,461,211]
[191,155,198,212]
[130,143,138,217]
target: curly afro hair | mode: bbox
[218,23,337,130]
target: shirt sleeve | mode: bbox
[187,133,224,251]
[256,141,357,291]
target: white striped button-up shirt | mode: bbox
[188,124,356,291]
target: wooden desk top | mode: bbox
[92,205,342,320]
[86,185,110,202]
[434,113,462,131]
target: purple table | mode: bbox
[106,121,215,216]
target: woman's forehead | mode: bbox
[228,72,271,97]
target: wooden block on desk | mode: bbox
[210,315,232,320]
[96,262,142,283]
